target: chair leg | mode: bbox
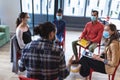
[111,74,115,80]
[98,45,100,54]
[78,46,81,58]
[89,68,94,80]
[89,74,92,80]
[111,68,117,80]
[108,65,118,80]
[111,62,119,80]
[108,75,111,80]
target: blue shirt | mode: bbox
[18,38,69,80]
[53,19,66,42]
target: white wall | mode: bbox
[0,0,20,33]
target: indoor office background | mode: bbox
[0,0,120,80]
[20,0,120,35]
[0,0,120,34]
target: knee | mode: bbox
[88,46,94,52]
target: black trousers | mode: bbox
[79,56,106,77]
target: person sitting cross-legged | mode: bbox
[72,10,104,61]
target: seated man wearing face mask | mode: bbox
[72,10,104,61]
[53,9,66,46]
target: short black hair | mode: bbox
[92,10,99,16]
[57,8,63,13]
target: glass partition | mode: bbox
[34,0,41,14]
[21,0,33,34]
[109,0,120,18]
[22,0,32,13]
[42,0,54,15]
[63,0,86,17]
[86,0,110,17]
[21,0,120,31]
[21,0,55,35]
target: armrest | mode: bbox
[0,25,8,32]
[0,25,10,41]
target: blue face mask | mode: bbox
[27,18,31,23]
[103,31,110,38]
[56,16,62,21]
[91,16,96,21]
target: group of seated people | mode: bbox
[14,9,120,80]
[16,9,65,51]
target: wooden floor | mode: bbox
[0,31,120,80]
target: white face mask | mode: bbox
[56,16,62,20]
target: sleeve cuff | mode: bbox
[103,59,108,64]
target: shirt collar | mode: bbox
[91,20,98,25]
[39,38,53,44]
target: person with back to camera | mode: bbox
[53,9,66,47]
[71,24,120,80]
[72,10,104,61]
[18,22,74,80]
[16,12,32,49]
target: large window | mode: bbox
[22,0,32,13]
[21,0,120,31]
[64,0,86,16]
[63,0,111,17]
[21,0,55,35]
[110,0,120,18]
[86,0,110,17]
[34,0,40,14]
[42,0,54,15]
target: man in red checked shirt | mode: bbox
[72,10,104,61]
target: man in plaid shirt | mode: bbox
[18,22,72,80]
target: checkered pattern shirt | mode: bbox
[18,38,69,80]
